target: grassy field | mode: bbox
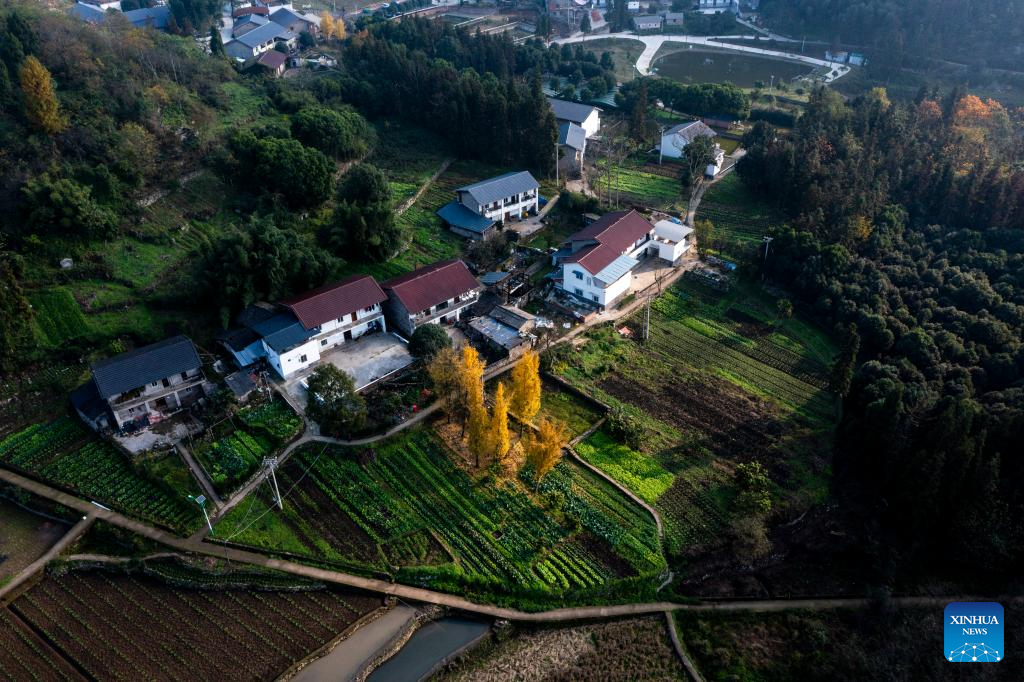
[695,173,787,259]
[576,38,646,83]
[437,616,684,681]
[369,122,454,207]
[594,156,689,214]
[547,279,838,554]
[537,380,604,437]
[0,418,201,533]
[214,426,663,603]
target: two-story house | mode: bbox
[548,98,602,139]
[554,210,657,309]
[224,22,296,61]
[268,7,319,35]
[72,336,207,432]
[382,259,483,337]
[437,172,540,239]
[219,274,389,379]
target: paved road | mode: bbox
[175,442,222,508]
[553,32,851,82]
[3,467,1013,623]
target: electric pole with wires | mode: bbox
[263,456,283,510]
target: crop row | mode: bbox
[13,571,380,682]
[657,468,732,548]
[643,316,835,420]
[238,400,302,443]
[0,418,86,470]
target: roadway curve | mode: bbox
[0,467,1001,623]
[553,32,851,82]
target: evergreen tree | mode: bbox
[209,25,224,57]
[19,56,64,135]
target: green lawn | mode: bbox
[576,38,646,83]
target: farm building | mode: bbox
[224,23,296,61]
[548,98,602,139]
[634,15,664,32]
[659,120,717,160]
[558,122,587,174]
[651,220,695,263]
[382,259,482,337]
[268,7,320,35]
[70,2,171,29]
[219,275,389,379]
[663,12,686,27]
[437,171,540,239]
[554,210,657,309]
[72,336,208,432]
[254,49,288,77]
[468,305,537,358]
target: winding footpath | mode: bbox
[553,32,851,82]
[0,467,1004,623]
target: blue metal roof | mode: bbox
[124,5,171,29]
[456,171,539,207]
[235,22,294,47]
[70,2,108,23]
[437,201,496,235]
[251,313,315,353]
[594,254,639,285]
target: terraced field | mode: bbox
[694,173,785,258]
[0,418,200,533]
[549,280,838,554]
[6,569,381,682]
[594,156,687,213]
[214,428,664,600]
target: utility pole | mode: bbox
[762,235,773,280]
[643,296,652,343]
[263,456,283,510]
[188,495,214,536]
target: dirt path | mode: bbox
[1,467,1002,623]
[175,443,222,509]
[396,158,454,215]
[665,611,706,682]
[0,512,95,605]
[137,170,204,208]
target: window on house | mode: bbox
[587,277,593,286]
[151,382,159,387]
[575,288,583,296]
[351,312,357,322]
[300,354,308,363]
[321,339,328,346]
[574,271,584,280]
[180,371,188,380]
[592,294,599,302]
[161,378,170,388]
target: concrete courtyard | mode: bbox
[281,332,414,409]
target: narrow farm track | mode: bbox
[395,158,454,215]
[0,467,1003,623]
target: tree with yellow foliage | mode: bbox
[509,349,541,425]
[334,15,347,40]
[525,417,568,483]
[320,12,336,40]
[427,346,461,422]
[458,345,486,434]
[467,399,491,469]
[20,56,65,135]
[490,381,510,462]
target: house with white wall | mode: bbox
[548,98,602,139]
[659,120,717,161]
[382,260,483,337]
[224,22,296,61]
[72,336,208,432]
[436,172,540,240]
[219,275,389,379]
[554,210,658,309]
[651,220,695,263]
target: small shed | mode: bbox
[255,50,287,77]
[652,220,694,263]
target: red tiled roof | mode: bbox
[233,6,270,17]
[382,260,481,315]
[563,210,654,274]
[256,50,287,69]
[281,274,387,330]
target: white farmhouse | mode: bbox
[651,220,695,263]
[224,22,296,61]
[555,210,657,309]
[548,98,602,139]
[437,171,540,239]
[659,120,717,161]
[220,275,389,379]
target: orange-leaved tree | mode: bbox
[510,349,541,425]
[490,381,510,462]
[20,56,65,135]
[320,12,336,39]
[427,346,461,422]
[525,417,568,483]
[458,344,486,434]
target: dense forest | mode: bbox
[760,0,1024,72]
[737,88,1024,584]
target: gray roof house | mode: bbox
[70,2,108,23]
[634,15,664,31]
[558,121,587,174]
[660,120,717,160]
[437,171,540,240]
[548,97,602,138]
[225,22,296,61]
[73,336,208,432]
[70,2,170,29]
[269,7,319,34]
